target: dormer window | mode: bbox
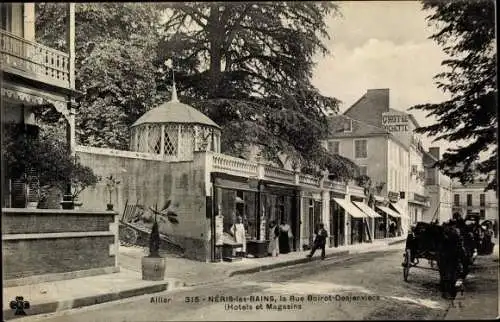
[343,119,352,132]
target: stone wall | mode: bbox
[76,147,210,261]
[2,208,118,287]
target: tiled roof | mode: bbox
[326,115,389,138]
[132,101,220,128]
[343,88,390,128]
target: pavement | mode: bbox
[3,236,406,319]
[10,241,497,321]
[444,240,499,320]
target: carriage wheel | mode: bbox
[403,249,411,282]
[121,227,139,245]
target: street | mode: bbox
[13,244,498,321]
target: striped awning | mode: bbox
[333,198,368,218]
[353,201,383,218]
[390,203,408,218]
[376,205,401,218]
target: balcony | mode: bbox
[212,153,259,178]
[1,29,70,89]
[210,152,365,196]
[263,166,295,185]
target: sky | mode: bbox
[311,1,451,152]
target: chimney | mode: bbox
[429,147,440,160]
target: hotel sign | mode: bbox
[382,113,409,132]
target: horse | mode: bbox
[436,216,480,300]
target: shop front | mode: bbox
[376,204,402,237]
[260,182,299,253]
[211,172,300,260]
[352,200,382,242]
[332,197,368,246]
[301,191,322,251]
[212,173,260,261]
[329,192,345,248]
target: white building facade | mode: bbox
[452,180,498,222]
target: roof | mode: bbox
[326,115,389,138]
[343,88,390,128]
[132,101,220,128]
[326,115,409,151]
[131,84,220,129]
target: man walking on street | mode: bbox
[307,223,328,260]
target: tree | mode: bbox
[35,3,168,149]
[410,0,497,192]
[2,123,99,201]
[158,3,358,178]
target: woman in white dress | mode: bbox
[231,215,246,257]
[267,221,280,257]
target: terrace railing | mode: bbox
[212,153,259,178]
[1,29,70,89]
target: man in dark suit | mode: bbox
[307,223,328,260]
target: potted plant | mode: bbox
[2,123,98,209]
[62,164,99,209]
[142,215,166,281]
[105,175,120,211]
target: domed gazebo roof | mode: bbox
[131,88,219,129]
[129,82,221,160]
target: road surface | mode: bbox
[13,244,499,321]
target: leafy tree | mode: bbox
[2,124,99,202]
[35,3,167,149]
[410,0,497,191]
[157,3,358,178]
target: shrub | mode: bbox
[2,123,98,201]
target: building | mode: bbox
[74,83,385,262]
[1,3,78,207]
[423,147,453,223]
[2,4,119,287]
[452,179,498,221]
[325,88,459,234]
[325,89,424,236]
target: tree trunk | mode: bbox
[207,4,223,99]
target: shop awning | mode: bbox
[390,203,408,218]
[376,205,401,218]
[353,201,383,218]
[333,198,368,218]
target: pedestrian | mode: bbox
[267,221,280,257]
[279,219,291,254]
[230,215,246,257]
[307,223,328,259]
[389,220,396,237]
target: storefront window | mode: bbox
[218,188,258,240]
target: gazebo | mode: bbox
[130,84,221,161]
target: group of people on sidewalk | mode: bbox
[267,219,294,256]
[229,214,328,260]
[267,220,328,260]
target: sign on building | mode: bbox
[382,113,409,132]
[388,191,400,203]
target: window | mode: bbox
[467,194,472,207]
[480,209,485,219]
[343,120,352,132]
[454,194,460,206]
[480,194,485,207]
[354,139,367,158]
[327,141,339,154]
[359,166,368,176]
[1,4,12,31]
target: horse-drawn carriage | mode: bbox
[402,214,495,299]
